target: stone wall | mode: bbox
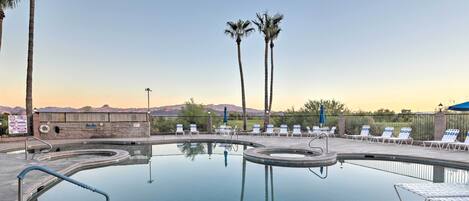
[34,112,150,140]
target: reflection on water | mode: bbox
[37,143,469,201]
[177,143,206,161]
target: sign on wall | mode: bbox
[8,115,28,134]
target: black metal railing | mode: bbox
[343,114,435,141]
[445,113,469,141]
[149,113,469,141]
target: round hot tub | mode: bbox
[243,147,337,167]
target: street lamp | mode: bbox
[438,103,443,112]
[145,88,152,114]
[207,111,212,134]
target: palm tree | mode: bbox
[267,14,283,113]
[26,0,34,135]
[0,0,20,51]
[253,12,283,129]
[225,19,254,131]
[253,12,271,129]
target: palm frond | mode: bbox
[0,0,21,9]
[224,19,254,40]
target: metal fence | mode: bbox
[446,114,469,140]
[150,113,469,141]
[344,114,435,140]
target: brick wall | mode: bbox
[34,112,150,139]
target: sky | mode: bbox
[1,0,469,112]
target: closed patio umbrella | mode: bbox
[448,102,469,111]
[319,105,326,127]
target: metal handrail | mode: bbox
[230,126,239,140]
[25,136,53,160]
[308,166,328,179]
[17,166,110,201]
[308,132,329,154]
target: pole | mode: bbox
[24,140,28,160]
[145,88,152,113]
[18,178,22,201]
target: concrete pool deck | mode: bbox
[1,134,469,201]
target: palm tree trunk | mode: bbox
[236,40,248,131]
[268,41,274,113]
[0,8,5,52]
[26,0,35,135]
[263,39,269,130]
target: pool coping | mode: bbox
[2,135,469,201]
[22,149,130,201]
[3,136,469,170]
[243,147,338,167]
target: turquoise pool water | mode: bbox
[37,143,469,201]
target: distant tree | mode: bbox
[302,99,348,115]
[179,98,205,119]
[179,98,210,130]
[373,108,397,122]
[81,106,93,112]
[225,19,254,131]
[0,0,21,51]
[373,108,395,116]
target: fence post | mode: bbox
[338,114,345,137]
[433,112,446,140]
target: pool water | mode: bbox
[38,143,469,201]
[269,153,306,158]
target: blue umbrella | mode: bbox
[319,105,326,127]
[448,102,469,111]
[223,107,228,124]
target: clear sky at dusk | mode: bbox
[1,0,469,112]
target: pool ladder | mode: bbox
[17,166,110,201]
[24,137,53,160]
[308,132,329,154]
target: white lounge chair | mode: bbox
[311,126,321,137]
[263,124,275,136]
[327,126,337,137]
[250,124,261,136]
[385,127,413,145]
[306,126,313,137]
[448,131,469,151]
[369,127,394,143]
[292,125,302,137]
[217,125,228,135]
[345,125,371,141]
[189,124,199,135]
[175,124,184,135]
[422,129,460,149]
[279,124,289,136]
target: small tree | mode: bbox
[302,99,349,115]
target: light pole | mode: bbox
[208,111,212,134]
[145,88,152,114]
[438,103,444,112]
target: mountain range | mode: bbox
[0,104,265,116]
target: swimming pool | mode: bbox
[36,143,469,201]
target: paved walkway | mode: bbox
[1,135,469,201]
